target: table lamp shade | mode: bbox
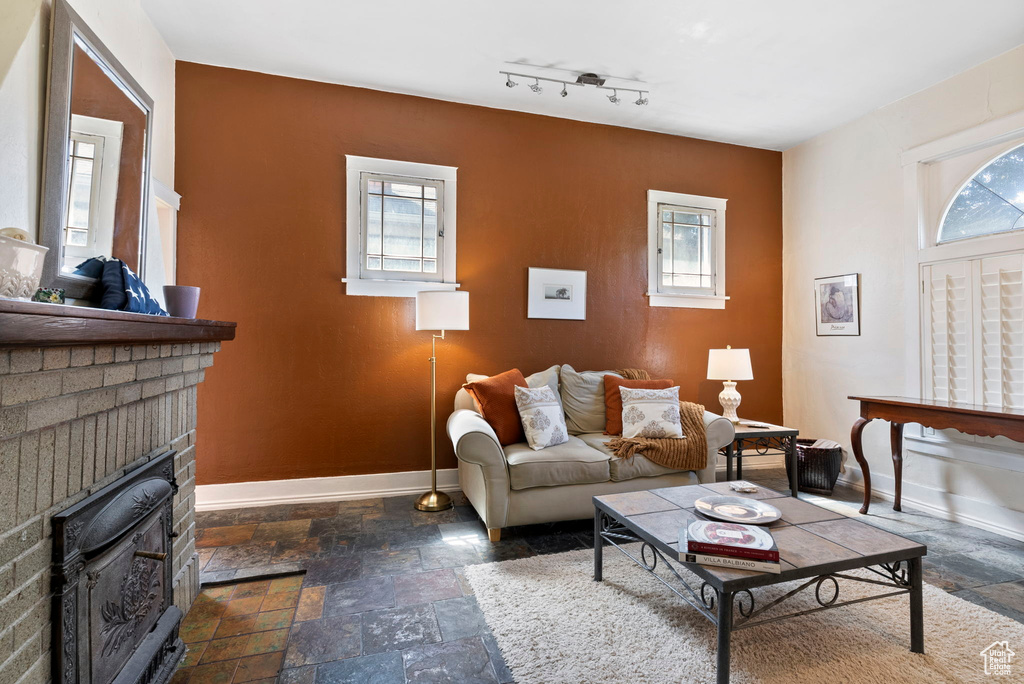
[707,347,753,381]
[416,290,469,331]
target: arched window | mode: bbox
[938,142,1024,243]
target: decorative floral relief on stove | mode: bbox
[131,488,160,518]
[99,558,161,657]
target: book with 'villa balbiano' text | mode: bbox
[679,521,781,574]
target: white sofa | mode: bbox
[446,368,735,541]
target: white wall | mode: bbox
[783,45,1024,540]
[0,0,175,249]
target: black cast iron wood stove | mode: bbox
[52,451,185,684]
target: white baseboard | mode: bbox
[838,467,1024,542]
[195,468,460,511]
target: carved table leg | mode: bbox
[851,417,872,514]
[891,422,905,512]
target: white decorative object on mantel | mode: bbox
[0,235,48,300]
[707,346,753,423]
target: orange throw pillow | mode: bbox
[465,369,529,446]
[604,375,674,435]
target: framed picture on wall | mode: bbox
[528,268,587,320]
[814,273,860,336]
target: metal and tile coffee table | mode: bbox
[593,483,926,684]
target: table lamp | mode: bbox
[414,290,469,512]
[707,346,753,423]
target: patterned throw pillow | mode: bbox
[620,386,683,439]
[514,385,569,451]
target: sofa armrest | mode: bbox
[446,410,511,529]
[704,411,735,450]
[698,410,735,484]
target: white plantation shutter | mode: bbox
[923,260,973,403]
[922,253,1024,410]
[978,254,1024,409]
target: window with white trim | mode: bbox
[344,156,458,297]
[938,142,1024,244]
[647,190,728,309]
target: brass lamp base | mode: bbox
[414,490,452,512]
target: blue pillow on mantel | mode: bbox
[95,258,168,316]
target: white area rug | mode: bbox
[464,545,1024,683]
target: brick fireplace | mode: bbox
[0,302,235,683]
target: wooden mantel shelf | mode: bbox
[0,299,236,347]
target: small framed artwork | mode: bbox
[528,268,587,320]
[814,273,860,336]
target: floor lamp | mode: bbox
[414,290,469,512]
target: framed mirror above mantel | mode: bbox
[39,0,154,300]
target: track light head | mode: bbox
[529,78,543,94]
[635,92,648,106]
[608,89,620,105]
[505,74,517,88]
[560,84,568,98]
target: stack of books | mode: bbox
[678,520,781,573]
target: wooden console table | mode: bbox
[849,396,1024,514]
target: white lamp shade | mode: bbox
[707,348,753,381]
[416,290,469,331]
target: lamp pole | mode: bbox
[415,330,452,512]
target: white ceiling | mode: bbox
[141,0,1024,150]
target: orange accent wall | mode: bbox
[175,62,783,486]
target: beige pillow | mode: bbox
[514,386,569,450]
[620,386,683,439]
[560,365,621,434]
[467,365,560,401]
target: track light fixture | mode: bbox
[498,69,649,107]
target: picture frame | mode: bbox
[814,273,860,336]
[528,267,586,320]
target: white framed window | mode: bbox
[937,142,1024,244]
[646,189,728,309]
[344,156,458,297]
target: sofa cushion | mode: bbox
[603,375,673,435]
[560,365,621,434]
[514,385,569,450]
[465,369,528,445]
[468,365,560,402]
[504,436,610,490]
[577,433,683,482]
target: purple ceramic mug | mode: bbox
[163,285,201,318]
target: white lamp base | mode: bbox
[718,381,741,423]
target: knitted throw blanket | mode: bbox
[606,369,708,471]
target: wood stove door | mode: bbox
[79,508,168,684]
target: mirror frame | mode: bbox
[39,0,154,300]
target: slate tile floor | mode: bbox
[180,468,1024,683]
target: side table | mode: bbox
[720,422,800,497]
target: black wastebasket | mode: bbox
[785,439,842,495]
